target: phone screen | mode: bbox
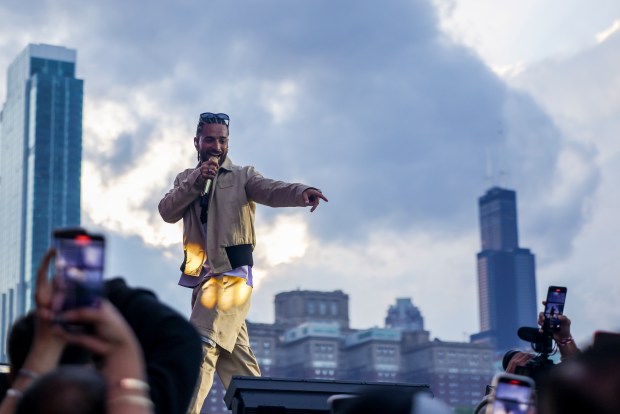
[489,376,534,414]
[544,286,567,331]
[53,229,105,313]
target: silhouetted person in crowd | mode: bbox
[103,278,202,414]
[538,335,620,414]
[1,248,202,414]
[7,312,93,380]
[3,264,201,413]
[15,366,106,414]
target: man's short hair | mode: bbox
[196,113,229,136]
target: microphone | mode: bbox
[202,155,219,196]
[517,327,548,343]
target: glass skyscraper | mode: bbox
[0,44,83,361]
[471,187,537,353]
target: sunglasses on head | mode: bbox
[199,112,230,126]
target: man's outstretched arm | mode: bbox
[245,168,327,210]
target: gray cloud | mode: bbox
[510,35,620,263]
[85,124,156,177]
[506,32,620,340]
[3,0,596,249]
[0,0,603,339]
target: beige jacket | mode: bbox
[159,157,312,350]
[159,156,311,282]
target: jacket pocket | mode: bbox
[217,175,234,189]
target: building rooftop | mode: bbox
[344,328,402,347]
[27,44,76,63]
[282,322,341,344]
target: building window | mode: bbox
[308,301,316,314]
[330,302,338,316]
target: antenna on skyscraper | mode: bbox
[498,170,509,188]
[496,124,510,189]
[484,122,512,190]
[485,146,495,188]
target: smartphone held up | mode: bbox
[486,373,535,414]
[543,286,567,332]
[52,228,105,318]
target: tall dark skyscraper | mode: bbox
[0,44,83,361]
[471,187,537,353]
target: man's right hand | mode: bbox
[199,157,219,181]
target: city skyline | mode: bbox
[246,289,494,411]
[0,0,618,345]
[0,44,83,360]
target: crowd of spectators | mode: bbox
[0,249,202,414]
[0,247,619,414]
[472,309,620,414]
[334,308,620,414]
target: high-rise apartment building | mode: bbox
[0,44,83,361]
[471,187,537,353]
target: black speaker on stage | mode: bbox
[224,377,432,414]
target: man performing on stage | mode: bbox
[158,112,327,414]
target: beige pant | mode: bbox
[187,322,261,414]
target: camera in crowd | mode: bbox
[503,286,568,384]
[503,327,555,384]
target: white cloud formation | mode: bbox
[1,0,617,344]
[509,30,620,341]
[596,19,620,43]
[490,62,527,79]
[83,97,140,156]
[249,226,480,339]
[261,80,300,124]
[82,94,192,247]
[254,212,309,268]
[434,0,620,68]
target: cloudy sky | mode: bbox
[1,0,619,345]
